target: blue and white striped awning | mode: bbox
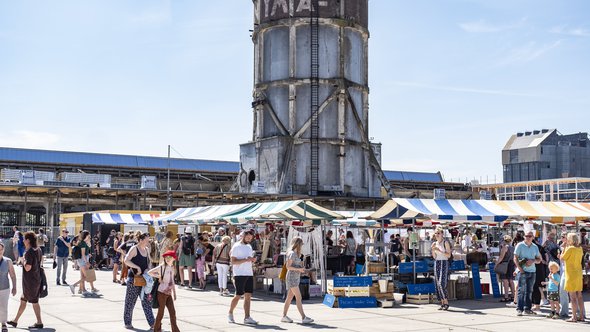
[92,213,159,225]
[367,198,510,222]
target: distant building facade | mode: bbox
[502,129,590,182]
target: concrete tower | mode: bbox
[239,0,384,197]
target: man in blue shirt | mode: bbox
[53,229,71,285]
[513,230,541,316]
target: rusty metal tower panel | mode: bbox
[239,0,383,197]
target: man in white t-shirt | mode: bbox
[228,229,258,325]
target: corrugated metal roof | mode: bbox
[0,147,239,173]
[1,147,444,182]
[383,170,443,182]
[502,129,556,150]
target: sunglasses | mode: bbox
[525,235,533,238]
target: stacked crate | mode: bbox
[325,276,376,308]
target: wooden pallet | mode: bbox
[406,294,432,305]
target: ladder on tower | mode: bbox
[309,0,320,196]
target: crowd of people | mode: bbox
[0,223,588,329]
[497,229,588,322]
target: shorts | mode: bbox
[179,254,195,267]
[233,276,254,295]
[77,255,89,268]
[547,291,560,302]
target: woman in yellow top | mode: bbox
[560,233,585,323]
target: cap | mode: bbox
[162,250,178,260]
[242,229,255,236]
[184,227,193,234]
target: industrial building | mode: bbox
[502,129,590,182]
[474,129,590,202]
[0,147,468,228]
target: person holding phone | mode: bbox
[281,237,314,324]
[228,229,258,325]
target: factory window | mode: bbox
[540,147,543,154]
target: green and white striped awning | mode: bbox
[217,200,344,224]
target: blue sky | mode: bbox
[1,0,589,184]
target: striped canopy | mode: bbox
[216,200,344,224]
[331,211,379,227]
[153,204,252,225]
[92,213,160,225]
[479,200,590,223]
[368,198,590,224]
[367,198,511,222]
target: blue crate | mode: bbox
[407,283,436,295]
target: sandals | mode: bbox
[567,318,578,323]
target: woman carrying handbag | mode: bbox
[123,233,155,330]
[495,235,516,303]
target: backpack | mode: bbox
[182,236,194,255]
[72,245,82,260]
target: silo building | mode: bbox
[238,0,385,197]
[502,129,590,182]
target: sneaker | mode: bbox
[546,313,554,319]
[552,315,559,320]
[506,302,517,308]
[244,317,258,325]
[62,280,68,285]
[517,310,523,316]
[56,281,61,286]
[524,310,537,315]
[78,289,84,294]
[125,325,134,329]
[228,314,235,324]
[69,285,75,294]
[91,288,99,293]
[281,316,293,323]
[541,300,550,306]
[223,289,230,296]
[302,317,314,324]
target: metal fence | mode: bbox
[0,226,61,260]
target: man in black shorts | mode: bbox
[228,229,258,325]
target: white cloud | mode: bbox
[550,25,590,37]
[0,130,60,149]
[388,81,540,97]
[497,40,562,66]
[459,17,527,33]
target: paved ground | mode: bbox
[7,262,590,331]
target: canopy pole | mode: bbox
[412,218,416,284]
[322,222,328,295]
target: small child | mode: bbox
[195,244,207,290]
[545,261,561,319]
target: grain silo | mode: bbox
[239,0,386,197]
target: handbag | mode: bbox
[152,266,163,309]
[133,274,146,287]
[86,268,97,282]
[39,267,48,298]
[279,263,287,281]
[494,261,508,275]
